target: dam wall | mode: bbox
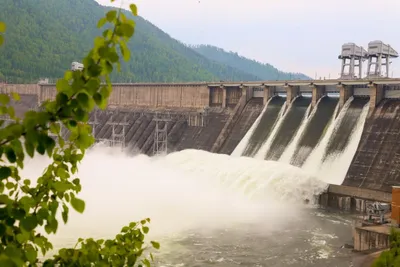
[40,83,210,109]
[343,98,400,193]
[85,107,230,155]
[3,79,400,191]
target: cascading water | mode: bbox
[289,96,340,166]
[254,96,291,159]
[233,95,370,186]
[264,96,312,161]
[231,97,272,157]
[303,98,370,184]
[279,97,313,163]
[235,96,286,157]
[21,145,354,266]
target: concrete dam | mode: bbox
[2,78,400,208]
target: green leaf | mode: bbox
[0,35,3,46]
[130,4,138,16]
[11,92,20,101]
[56,78,71,93]
[5,148,16,163]
[20,215,38,231]
[97,17,107,28]
[0,94,10,105]
[0,22,5,33]
[64,70,73,80]
[0,223,5,236]
[62,204,69,224]
[24,141,34,158]
[106,10,117,22]
[76,92,89,108]
[56,92,69,105]
[120,23,134,38]
[0,167,11,180]
[25,245,37,263]
[108,51,119,63]
[142,258,151,267]
[142,226,149,234]
[93,93,103,106]
[150,241,160,249]
[87,64,102,77]
[119,41,130,61]
[68,120,77,127]
[71,197,85,213]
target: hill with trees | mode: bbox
[0,0,309,83]
[191,45,310,80]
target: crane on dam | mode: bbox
[338,43,368,80]
[367,40,398,78]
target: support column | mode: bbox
[263,85,275,105]
[221,85,226,108]
[310,84,326,107]
[369,83,385,110]
[239,85,249,103]
[338,84,353,108]
[285,84,299,104]
[38,84,43,106]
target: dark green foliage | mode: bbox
[372,228,400,267]
[0,0,306,83]
[191,44,311,80]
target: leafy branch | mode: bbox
[0,3,159,266]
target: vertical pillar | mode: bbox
[310,84,326,107]
[368,83,384,110]
[338,84,353,108]
[285,84,299,104]
[37,84,42,106]
[263,85,275,105]
[221,85,226,108]
[240,85,246,98]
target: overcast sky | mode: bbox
[96,0,400,79]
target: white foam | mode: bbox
[19,146,327,253]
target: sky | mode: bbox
[96,0,400,79]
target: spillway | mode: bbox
[264,96,312,161]
[290,96,339,166]
[238,96,286,157]
[231,94,370,187]
[322,98,370,161]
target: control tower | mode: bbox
[339,43,368,79]
[367,40,398,78]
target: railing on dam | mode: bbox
[2,78,400,110]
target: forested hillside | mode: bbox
[0,0,308,83]
[192,45,311,80]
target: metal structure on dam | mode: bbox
[339,40,398,79]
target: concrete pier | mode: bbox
[310,84,325,107]
[338,84,353,108]
[319,184,392,213]
[369,83,385,109]
[262,85,275,105]
[353,222,390,252]
[285,84,299,104]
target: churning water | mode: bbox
[21,146,354,266]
